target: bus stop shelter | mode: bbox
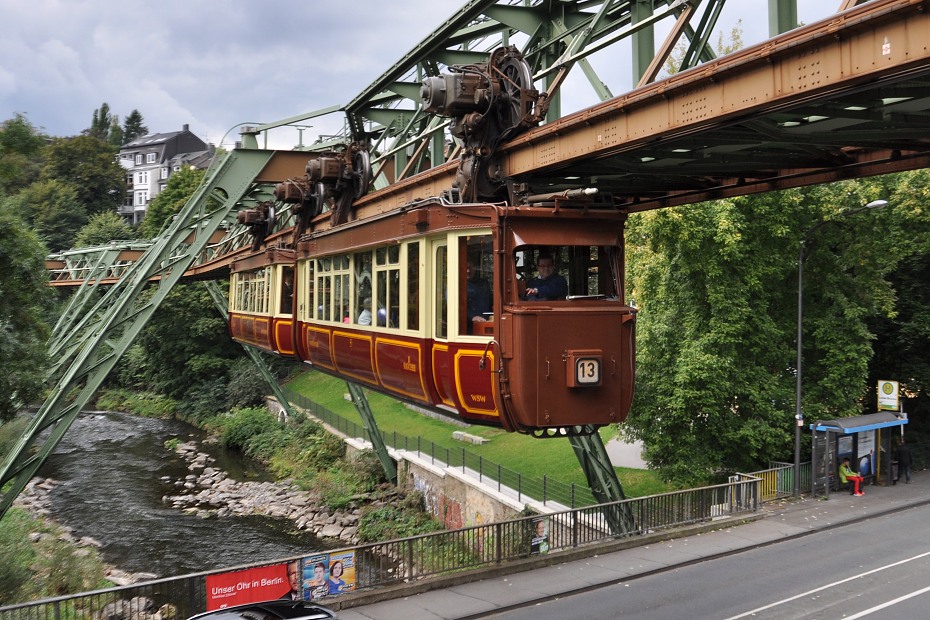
[810,412,908,497]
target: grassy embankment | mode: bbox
[286,370,672,498]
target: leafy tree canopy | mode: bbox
[0,201,54,422]
[139,167,205,238]
[0,114,46,196]
[6,179,86,252]
[40,135,124,215]
[74,211,136,247]
[623,181,898,484]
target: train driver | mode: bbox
[525,252,567,300]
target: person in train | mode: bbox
[525,252,567,300]
[358,297,372,325]
[466,260,492,333]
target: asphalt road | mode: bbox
[486,502,930,619]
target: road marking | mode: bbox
[843,585,930,618]
[723,550,930,620]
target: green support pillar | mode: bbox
[632,0,656,86]
[769,0,798,37]
[202,281,299,421]
[569,428,635,535]
[345,382,397,485]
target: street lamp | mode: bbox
[794,199,888,497]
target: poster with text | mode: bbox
[302,553,331,600]
[205,561,296,610]
[530,517,549,555]
[325,550,357,595]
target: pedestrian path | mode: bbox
[337,472,928,620]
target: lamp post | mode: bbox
[794,199,888,497]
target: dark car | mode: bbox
[187,600,336,620]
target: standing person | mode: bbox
[524,252,567,300]
[896,438,913,484]
[466,261,492,332]
[839,457,865,496]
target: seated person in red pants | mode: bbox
[839,457,865,496]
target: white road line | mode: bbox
[723,550,930,620]
[843,585,930,619]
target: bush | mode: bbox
[216,407,279,450]
[356,502,443,543]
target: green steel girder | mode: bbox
[345,382,398,485]
[569,429,635,536]
[0,148,276,520]
[202,280,300,422]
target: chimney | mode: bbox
[183,124,189,132]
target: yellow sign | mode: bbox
[877,380,899,411]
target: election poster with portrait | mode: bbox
[325,550,356,595]
[302,553,331,601]
[530,517,549,555]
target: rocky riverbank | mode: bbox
[162,440,395,546]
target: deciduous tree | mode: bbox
[74,211,136,247]
[40,135,124,216]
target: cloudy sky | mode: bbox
[1,1,836,150]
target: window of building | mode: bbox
[161,167,169,179]
[146,153,157,163]
[134,154,142,165]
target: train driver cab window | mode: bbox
[460,235,494,335]
[515,245,620,301]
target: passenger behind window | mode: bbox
[358,297,372,325]
[524,252,567,300]
[466,261,492,333]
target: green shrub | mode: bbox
[217,407,279,450]
[357,503,443,543]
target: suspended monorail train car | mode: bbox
[228,46,636,436]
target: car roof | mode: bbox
[188,600,335,620]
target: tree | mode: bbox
[0,201,54,422]
[74,211,136,247]
[139,167,206,238]
[122,110,148,144]
[40,135,124,216]
[623,182,896,484]
[107,115,123,148]
[87,102,112,141]
[0,114,46,196]
[7,180,86,252]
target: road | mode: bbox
[486,502,930,619]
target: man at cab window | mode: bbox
[525,253,567,300]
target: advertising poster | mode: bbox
[858,430,875,477]
[326,550,357,595]
[205,561,296,610]
[302,553,331,600]
[530,517,549,555]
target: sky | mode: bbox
[1,1,837,150]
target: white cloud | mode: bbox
[0,0,837,147]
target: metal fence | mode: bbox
[749,461,812,501]
[282,387,601,508]
[0,476,760,620]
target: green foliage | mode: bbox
[356,503,443,543]
[624,183,898,484]
[95,389,177,418]
[0,113,46,195]
[225,357,273,410]
[87,102,112,141]
[140,167,206,238]
[7,179,86,251]
[0,202,53,421]
[74,210,136,247]
[0,508,107,604]
[217,407,279,450]
[122,109,148,145]
[40,135,124,216]
[0,417,30,463]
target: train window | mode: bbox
[302,260,314,320]
[515,245,620,301]
[435,245,448,338]
[375,244,400,328]
[407,242,420,330]
[333,256,350,323]
[461,235,493,335]
[279,266,294,315]
[354,251,373,324]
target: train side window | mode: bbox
[354,251,372,324]
[460,235,493,335]
[435,245,448,339]
[279,266,294,315]
[301,260,314,320]
[407,241,420,330]
[333,255,350,323]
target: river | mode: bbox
[38,410,328,578]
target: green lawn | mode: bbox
[285,370,671,498]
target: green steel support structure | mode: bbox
[569,430,635,535]
[345,382,398,486]
[202,280,300,422]
[0,149,276,518]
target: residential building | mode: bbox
[117,124,214,225]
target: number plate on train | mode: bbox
[565,350,602,387]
